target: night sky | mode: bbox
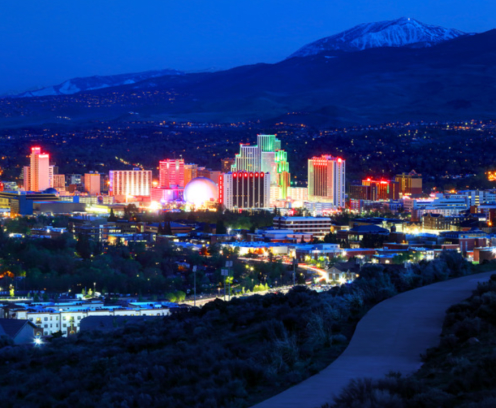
[1,0,494,94]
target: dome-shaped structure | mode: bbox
[43,188,59,195]
[184,177,218,206]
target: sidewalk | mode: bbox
[253,271,494,408]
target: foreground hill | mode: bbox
[1,29,495,127]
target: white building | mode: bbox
[220,171,271,210]
[273,216,332,238]
[109,169,152,198]
[10,300,172,337]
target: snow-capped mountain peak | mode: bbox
[290,17,469,57]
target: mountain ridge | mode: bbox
[289,17,470,57]
[11,69,183,98]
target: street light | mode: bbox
[93,282,96,296]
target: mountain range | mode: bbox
[14,69,183,98]
[2,18,495,127]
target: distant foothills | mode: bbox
[1,17,495,127]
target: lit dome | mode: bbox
[184,177,218,206]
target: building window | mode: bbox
[44,324,48,328]
[44,317,48,321]
[77,316,81,320]
[63,324,66,328]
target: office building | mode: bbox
[395,170,422,196]
[231,134,291,199]
[308,155,345,208]
[159,159,184,188]
[184,164,198,185]
[53,174,66,192]
[69,174,83,185]
[84,172,101,195]
[273,216,332,238]
[23,147,53,192]
[0,191,60,216]
[350,178,400,201]
[109,169,152,198]
[220,171,270,210]
[221,157,235,174]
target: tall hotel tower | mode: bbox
[231,134,290,199]
[109,169,152,197]
[159,159,185,188]
[308,155,346,208]
[23,147,53,191]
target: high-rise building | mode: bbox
[232,144,261,173]
[395,170,422,196]
[308,155,346,208]
[352,178,400,201]
[109,169,152,197]
[231,135,290,200]
[184,164,198,185]
[69,174,82,185]
[53,174,66,192]
[221,158,234,174]
[84,173,101,195]
[23,147,51,192]
[159,159,184,188]
[220,171,271,210]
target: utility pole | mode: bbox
[292,257,298,287]
[226,260,233,300]
[221,268,228,301]
[192,265,197,307]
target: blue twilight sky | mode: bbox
[0,0,494,94]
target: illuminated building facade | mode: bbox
[288,187,308,202]
[23,147,53,192]
[159,159,185,188]
[395,170,422,196]
[221,157,235,174]
[231,135,290,201]
[53,175,66,192]
[109,169,152,197]
[232,145,261,173]
[184,164,198,185]
[220,171,271,210]
[308,155,345,208]
[84,173,101,195]
[350,179,400,201]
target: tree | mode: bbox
[93,241,103,256]
[76,234,92,260]
[175,290,186,302]
[216,219,227,235]
[108,208,118,222]
[165,292,177,302]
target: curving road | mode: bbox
[253,271,494,408]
